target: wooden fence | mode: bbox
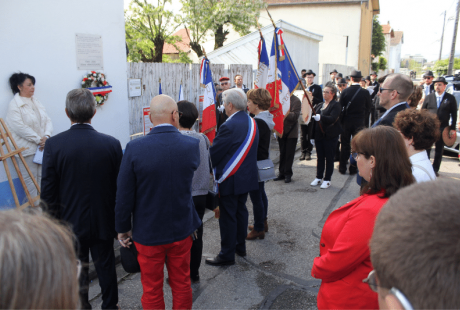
[127,62,253,136]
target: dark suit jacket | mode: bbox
[376,102,408,127]
[41,124,123,241]
[211,111,259,196]
[115,125,201,246]
[340,84,372,126]
[422,92,458,130]
[370,81,380,100]
[308,84,324,106]
[314,100,342,140]
[216,92,228,130]
[283,95,302,139]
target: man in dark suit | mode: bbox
[369,71,380,100]
[300,69,323,161]
[41,88,122,309]
[274,94,302,183]
[206,88,259,266]
[373,73,412,127]
[216,76,231,130]
[116,95,201,309]
[422,70,435,97]
[422,77,458,175]
[339,70,372,174]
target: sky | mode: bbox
[378,0,459,61]
[124,0,460,62]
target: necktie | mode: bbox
[437,96,441,108]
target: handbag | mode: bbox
[257,159,276,182]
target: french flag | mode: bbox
[266,28,300,136]
[178,83,184,101]
[199,57,217,143]
[255,34,269,89]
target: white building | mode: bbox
[206,20,323,85]
[0,0,130,209]
[389,31,404,73]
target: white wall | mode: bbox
[0,0,129,208]
[389,44,402,73]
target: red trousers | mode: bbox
[135,237,193,310]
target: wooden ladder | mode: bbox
[0,118,40,209]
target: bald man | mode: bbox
[115,95,201,309]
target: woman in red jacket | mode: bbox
[311,126,415,309]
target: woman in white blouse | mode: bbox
[6,73,53,200]
[394,109,439,182]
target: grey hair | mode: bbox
[66,89,96,123]
[0,210,80,309]
[222,88,247,111]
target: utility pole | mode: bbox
[439,11,446,61]
[448,0,460,75]
[344,35,349,66]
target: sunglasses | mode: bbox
[379,87,400,94]
[171,110,183,118]
[221,82,229,85]
[363,270,414,310]
[351,152,366,160]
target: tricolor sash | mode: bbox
[216,116,257,184]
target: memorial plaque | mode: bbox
[75,33,104,70]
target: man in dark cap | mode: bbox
[369,71,380,99]
[421,76,457,176]
[299,70,323,161]
[336,78,348,101]
[329,69,338,85]
[334,73,343,86]
[422,70,435,96]
[338,70,372,175]
[216,77,231,130]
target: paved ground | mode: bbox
[89,138,460,309]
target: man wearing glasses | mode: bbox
[367,179,460,309]
[422,70,435,96]
[372,73,412,127]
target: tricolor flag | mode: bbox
[178,83,184,101]
[159,78,162,95]
[199,57,217,143]
[266,27,300,136]
[255,33,269,89]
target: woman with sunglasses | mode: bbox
[310,85,342,189]
[311,126,414,309]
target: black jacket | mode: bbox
[370,81,380,100]
[314,100,342,140]
[41,124,123,241]
[307,84,324,106]
[422,92,458,130]
[254,118,270,161]
[375,103,408,127]
[339,84,372,125]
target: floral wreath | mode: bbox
[81,71,111,106]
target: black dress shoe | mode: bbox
[435,171,440,177]
[205,255,235,266]
[349,166,358,175]
[274,175,285,181]
[236,250,247,257]
[305,153,312,161]
[191,274,200,283]
[299,153,306,160]
[338,166,347,175]
[284,176,292,183]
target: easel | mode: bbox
[0,118,40,209]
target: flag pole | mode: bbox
[266,8,277,29]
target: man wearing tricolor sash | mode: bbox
[206,89,259,266]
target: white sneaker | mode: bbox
[320,180,331,189]
[310,178,322,186]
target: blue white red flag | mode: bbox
[159,79,162,95]
[255,34,269,89]
[266,27,300,136]
[216,115,257,183]
[199,57,217,143]
[178,83,184,101]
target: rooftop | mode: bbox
[163,28,191,54]
[391,31,403,45]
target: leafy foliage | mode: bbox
[433,58,460,75]
[125,0,182,62]
[372,16,385,58]
[378,57,387,71]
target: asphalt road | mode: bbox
[89,138,460,309]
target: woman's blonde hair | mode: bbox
[0,210,80,309]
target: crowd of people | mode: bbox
[2,69,460,310]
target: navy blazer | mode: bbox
[41,124,123,241]
[115,125,201,246]
[211,111,259,196]
[422,92,458,130]
[377,103,408,127]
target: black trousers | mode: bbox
[316,136,339,181]
[190,195,206,278]
[340,119,364,170]
[218,193,249,261]
[278,137,298,177]
[300,124,313,155]
[427,127,445,173]
[78,238,118,309]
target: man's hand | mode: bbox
[117,231,133,248]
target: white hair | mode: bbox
[222,88,247,111]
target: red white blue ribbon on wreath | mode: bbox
[216,116,257,183]
[87,86,113,96]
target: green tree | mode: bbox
[433,58,460,75]
[378,57,387,71]
[125,0,182,63]
[372,16,385,58]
